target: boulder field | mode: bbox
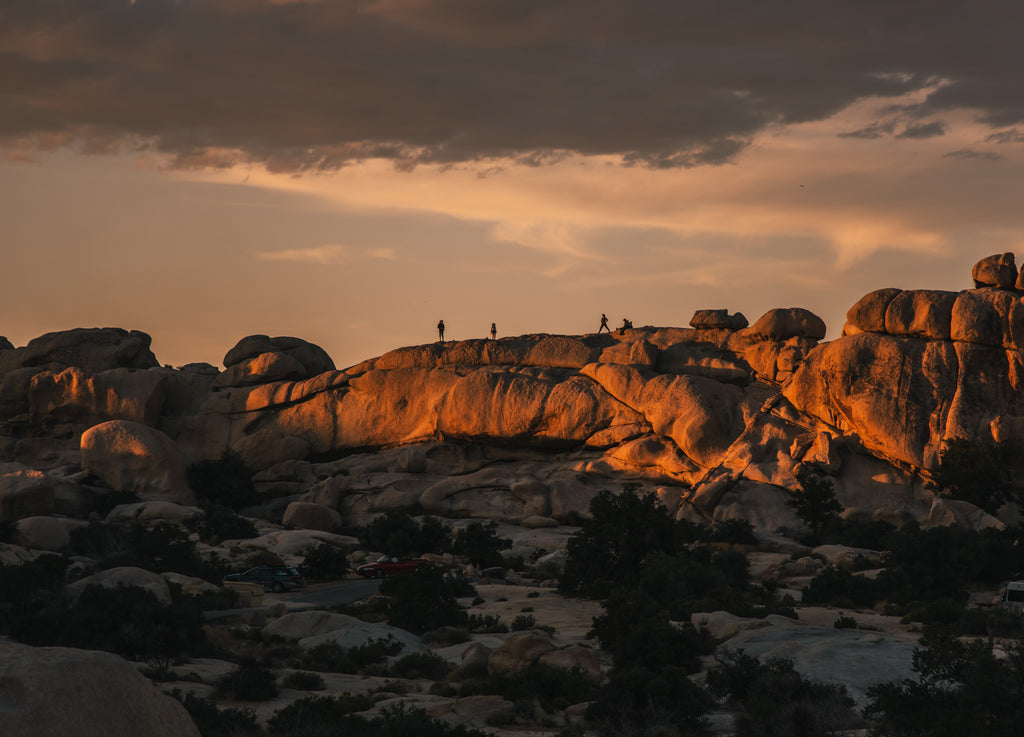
[3,253,1024,535]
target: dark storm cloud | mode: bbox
[837,120,898,139]
[895,121,947,139]
[943,149,1002,161]
[1,0,1022,171]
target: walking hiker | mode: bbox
[598,314,610,333]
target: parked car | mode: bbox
[356,556,427,578]
[224,565,305,593]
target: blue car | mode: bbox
[224,565,305,593]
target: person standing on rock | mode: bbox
[598,314,610,333]
[490,323,497,340]
[437,320,445,342]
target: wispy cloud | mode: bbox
[258,245,349,264]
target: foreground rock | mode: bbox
[0,641,200,737]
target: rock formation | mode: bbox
[3,255,1024,542]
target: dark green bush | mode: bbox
[510,614,536,631]
[801,567,882,609]
[192,505,258,545]
[168,690,259,737]
[706,650,858,737]
[390,650,453,680]
[833,615,858,629]
[586,664,711,736]
[187,451,259,510]
[357,511,450,558]
[558,489,704,599]
[929,439,1011,514]
[267,693,374,735]
[865,627,1024,737]
[466,613,507,633]
[216,658,278,701]
[281,670,326,690]
[787,468,843,540]
[299,543,349,581]
[294,636,404,673]
[449,521,511,568]
[459,664,598,715]
[380,566,468,634]
[711,518,758,545]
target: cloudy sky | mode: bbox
[3,0,1024,370]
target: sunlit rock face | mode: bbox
[5,253,1024,534]
[791,252,1024,477]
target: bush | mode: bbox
[706,650,859,737]
[801,567,882,609]
[929,439,1011,514]
[390,651,453,680]
[267,693,374,735]
[379,566,468,634]
[833,615,858,629]
[711,518,758,546]
[193,505,258,545]
[187,451,259,510]
[357,511,450,558]
[449,521,511,568]
[466,613,507,633]
[168,690,260,737]
[558,489,704,599]
[295,637,404,673]
[586,665,711,736]
[281,670,326,690]
[216,658,278,701]
[787,468,843,540]
[459,664,598,715]
[510,614,536,631]
[299,544,349,581]
[865,627,1024,737]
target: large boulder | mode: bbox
[15,516,88,551]
[80,421,193,505]
[262,611,423,653]
[690,309,748,331]
[747,308,827,342]
[0,328,158,376]
[29,367,167,426]
[972,252,1017,289]
[223,335,334,376]
[282,501,342,531]
[0,641,200,737]
[487,631,557,676]
[884,290,957,340]
[0,466,56,522]
[846,288,902,333]
[66,566,173,605]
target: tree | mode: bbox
[379,566,467,634]
[865,627,1024,737]
[448,521,510,568]
[186,451,258,510]
[787,468,842,539]
[929,438,1011,515]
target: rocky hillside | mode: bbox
[4,254,1024,543]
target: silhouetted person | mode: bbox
[490,323,497,340]
[619,318,632,335]
[437,319,445,342]
[598,313,610,333]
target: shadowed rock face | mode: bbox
[3,253,1024,533]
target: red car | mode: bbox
[356,556,427,578]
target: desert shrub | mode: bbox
[379,566,468,634]
[586,664,711,737]
[559,489,704,599]
[217,658,278,701]
[192,505,258,545]
[168,690,260,737]
[711,518,758,545]
[706,650,858,737]
[0,554,69,634]
[423,626,471,645]
[267,693,375,735]
[295,636,404,673]
[12,584,206,671]
[68,520,229,582]
[833,518,897,550]
[876,524,1022,609]
[357,511,450,558]
[787,468,843,541]
[929,438,1011,514]
[390,650,453,680]
[187,451,259,510]
[281,670,326,690]
[510,614,536,631]
[801,567,882,609]
[865,627,1024,737]
[299,543,349,581]
[466,613,507,633]
[459,664,598,715]
[449,521,511,568]
[833,615,858,629]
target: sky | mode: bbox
[3,1,1024,370]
